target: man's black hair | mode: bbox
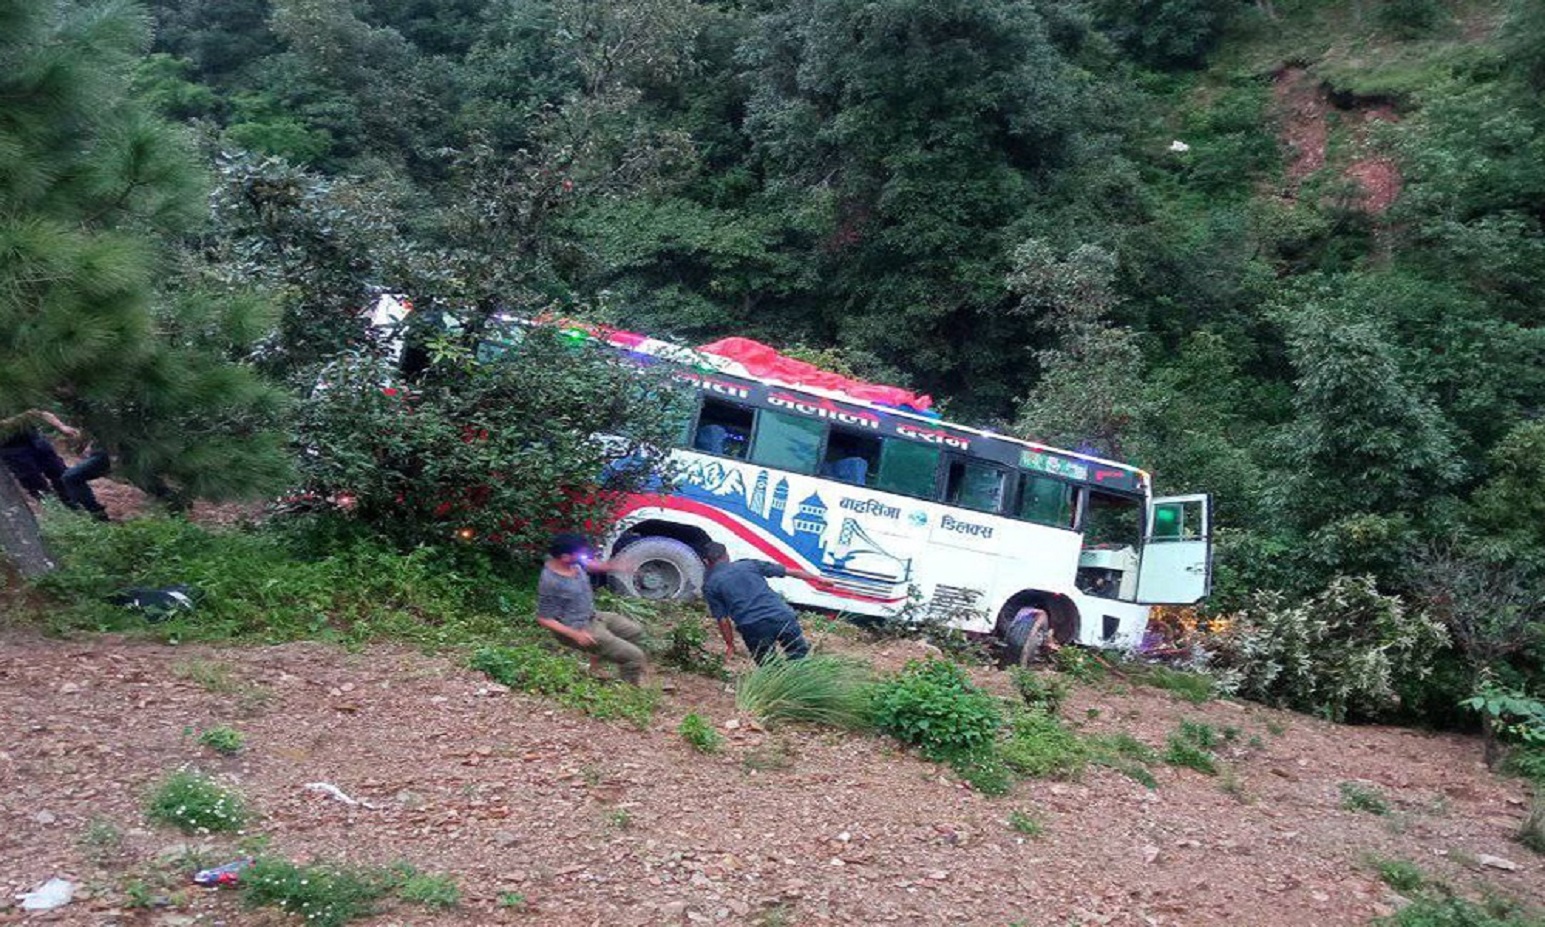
[701,542,728,562]
[548,532,590,558]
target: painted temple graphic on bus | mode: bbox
[680,461,914,598]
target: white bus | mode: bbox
[592,330,1212,649]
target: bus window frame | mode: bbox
[1009,470,1079,530]
[690,395,757,461]
[941,453,1011,515]
[748,406,827,476]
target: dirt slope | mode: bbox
[0,631,1538,927]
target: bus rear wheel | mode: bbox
[608,536,704,601]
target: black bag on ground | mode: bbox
[106,585,199,621]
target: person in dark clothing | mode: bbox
[534,532,648,684]
[0,410,109,518]
[61,445,111,519]
[701,542,827,664]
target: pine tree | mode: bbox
[1,0,289,577]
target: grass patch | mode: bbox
[742,739,796,773]
[79,817,125,864]
[469,645,659,728]
[1007,810,1044,837]
[1128,664,1215,703]
[145,770,248,834]
[998,710,1088,780]
[497,891,527,909]
[1163,720,1220,776]
[394,868,460,909]
[655,616,729,679]
[1516,798,1545,855]
[172,659,271,712]
[196,726,245,756]
[1340,781,1392,816]
[1371,857,1425,893]
[678,713,723,754]
[240,858,459,926]
[1011,668,1068,714]
[1178,719,1220,748]
[1377,895,1541,927]
[950,750,1014,796]
[735,655,874,729]
[1051,647,1108,683]
[1088,732,1160,788]
[871,659,998,760]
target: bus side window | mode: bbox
[872,439,940,498]
[822,428,881,485]
[750,409,824,474]
[1014,473,1075,528]
[944,459,1008,513]
[692,399,753,459]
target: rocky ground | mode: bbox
[1,624,1540,927]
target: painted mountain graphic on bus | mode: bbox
[678,460,912,597]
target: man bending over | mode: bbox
[701,542,825,664]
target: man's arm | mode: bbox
[0,409,80,440]
[705,587,736,657]
[758,561,826,586]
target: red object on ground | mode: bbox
[697,337,933,411]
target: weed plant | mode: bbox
[469,645,659,728]
[1007,810,1044,837]
[1129,664,1215,703]
[658,619,728,679]
[1163,731,1218,775]
[1178,719,1220,748]
[197,726,245,755]
[871,659,1000,760]
[951,750,1014,796]
[735,655,874,729]
[679,713,723,753]
[1011,668,1067,714]
[498,891,527,909]
[742,739,796,772]
[78,817,124,863]
[1052,647,1109,683]
[1340,781,1392,815]
[1378,896,1541,926]
[1371,857,1425,893]
[241,858,394,927]
[1087,732,1160,788]
[393,868,460,909]
[1516,798,1545,855]
[998,710,1087,780]
[145,770,248,834]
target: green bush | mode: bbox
[1131,665,1215,703]
[1179,719,1220,748]
[145,770,248,834]
[1051,647,1108,683]
[241,859,394,927]
[678,713,723,754]
[1373,858,1425,893]
[197,726,245,756]
[871,660,1001,762]
[998,710,1087,780]
[1007,810,1044,837]
[1378,0,1444,39]
[734,656,875,729]
[469,645,659,728]
[393,868,460,909]
[1163,724,1218,775]
[1011,668,1068,714]
[1377,896,1541,926]
[659,617,728,679]
[950,751,1015,796]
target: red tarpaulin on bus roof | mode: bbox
[697,337,934,412]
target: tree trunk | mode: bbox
[0,468,55,578]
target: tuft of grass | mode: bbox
[997,709,1087,780]
[1007,810,1044,837]
[1379,896,1542,927]
[172,659,271,712]
[951,750,1014,796]
[497,891,527,909]
[1130,664,1215,703]
[1051,647,1107,683]
[197,726,245,756]
[1266,719,1287,736]
[1164,734,1218,775]
[470,645,659,728]
[735,655,875,729]
[605,808,633,830]
[1516,798,1545,855]
[1371,857,1425,893]
[79,817,124,863]
[393,868,460,909]
[1178,719,1220,748]
[678,713,723,754]
[145,770,248,834]
[1087,730,1160,788]
[241,858,393,927]
[1339,781,1392,816]
[1011,668,1068,714]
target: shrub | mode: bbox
[1204,576,1449,723]
[469,645,659,728]
[241,859,393,927]
[145,770,248,834]
[1378,0,1444,39]
[998,710,1087,779]
[393,868,460,909]
[871,660,1001,762]
[292,327,693,553]
[1516,798,1545,855]
[197,726,245,756]
[950,750,1014,796]
[1131,665,1214,703]
[678,713,723,754]
[734,656,874,729]
[1163,734,1217,775]
[1052,647,1108,683]
[1011,668,1068,714]
[1378,896,1541,926]
[659,618,728,679]
[1179,719,1220,748]
[1340,781,1391,815]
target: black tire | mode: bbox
[607,536,705,601]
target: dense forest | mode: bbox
[6,0,1545,718]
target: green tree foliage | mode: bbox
[293,327,690,552]
[0,0,287,518]
[1092,0,1244,69]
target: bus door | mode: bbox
[1135,494,1212,604]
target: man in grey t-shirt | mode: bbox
[535,533,648,685]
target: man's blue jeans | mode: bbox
[739,617,810,664]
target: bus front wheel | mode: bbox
[608,536,705,601]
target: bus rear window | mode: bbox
[945,459,1007,513]
[1014,474,1075,528]
[692,399,753,459]
[750,410,824,474]
[872,439,940,498]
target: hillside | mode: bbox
[2,627,1538,926]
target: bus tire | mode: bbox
[608,536,704,601]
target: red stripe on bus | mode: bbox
[614,495,907,604]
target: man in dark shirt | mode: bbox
[534,532,648,684]
[701,542,827,664]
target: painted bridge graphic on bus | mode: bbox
[679,461,915,598]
